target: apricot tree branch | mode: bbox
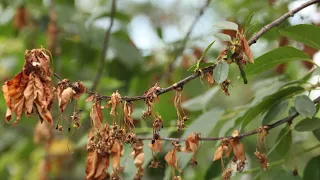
[54,0,319,101]
[137,95,320,141]
[91,0,117,92]
[248,0,320,45]
[164,0,212,79]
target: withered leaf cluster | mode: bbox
[174,89,189,131]
[165,141,183,177]
[213,130,247,173]
[57,79,86,112]
[131,140,145,180]
[2,48,54,125]
[86,99,125,180]
[185,132,201,166]
[142,83,161,119]
[255,126,269,171]
[106,90,122,119]
[124,101,134,130]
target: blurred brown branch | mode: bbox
[91,0,117,92]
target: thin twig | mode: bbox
[52,0,320,141]
[164,0,212,79]
[248,0,320,45]
[137,95,320,141]
[91,0,117,91]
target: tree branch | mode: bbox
[164,0,212,79]
[54,0,320,101]
[137,95,320,141]
[54,0,318,102]
[248,0,320,45]
[91,0,117,92]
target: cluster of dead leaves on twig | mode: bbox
[213,130,246,180]
[85,97,125,180]
[174,86,189,131]
[212,129,271,180]
[2,48,54,125]
[147,132,201,179]
[255,126,269,171]
[142,83,161,119]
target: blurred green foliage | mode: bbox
[1,0,320,180]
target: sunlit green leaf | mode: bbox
[245,46,312,76]
[279,24,320,49]
[241,86,304,129]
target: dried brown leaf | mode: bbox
[73,81,86,99]
[90,101,103,129]
[233,141,246,162]
[213,145,228,161]
[185,132,200,153]
[240,36,254,64]
[85,150,110,180]
[148,135,162,153]
[59,87,75,112]
[106,91,122,117]
[86,95,95,102]
[124,101,134,129]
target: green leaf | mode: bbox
[182,87,219,112]
[110,36,144,68]
[313,128,320,142]
[214,21,238,31]
[199,41,215,62]
[294,95,316,118]
[244,12,255,36]
[279,24,320,49]
[245,46,312,76]
[205,160,222,180]
[213,61,229,83]
[303,155,320,180]
[241,86,304,129]
[214,33,232,42]
[263,100,288,125]
[275,127,292,156]
[295,117,320,132]
[187,62,215,72]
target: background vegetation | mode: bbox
[0,0,320,180]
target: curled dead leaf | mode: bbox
[72,81,86,99]
[254,150,269,171]
[85,150,110,180]
[213,145,228,161]
[240,36,254,64]
[86,95,95,102]
[90,100,103,129]
[148,134,162,153]
[185,132,200,153]
[106,91,122,123]
[59,87,75,112]
[124,101,134,129]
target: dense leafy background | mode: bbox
[0,0,320,180]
